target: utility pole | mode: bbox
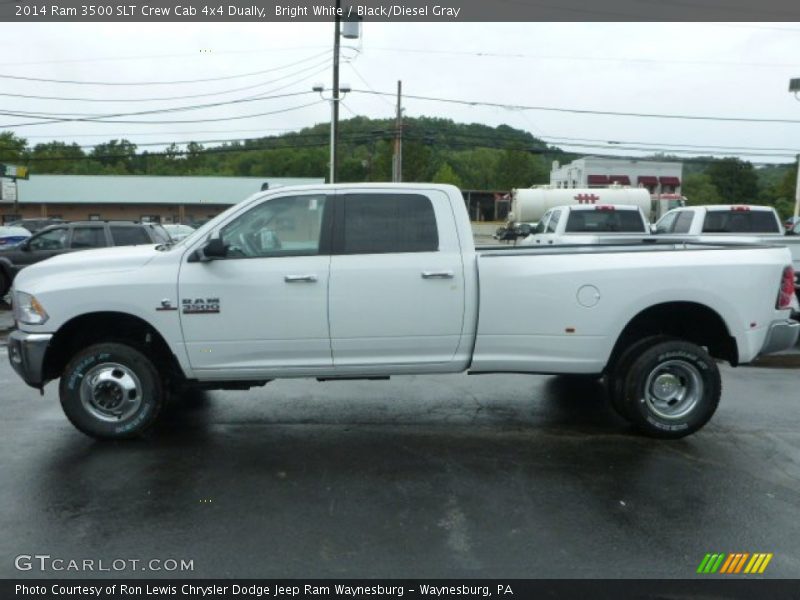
[392,80,403,182]
[331,0,341,184]
[794,153,800,219]
[788,79,800,218]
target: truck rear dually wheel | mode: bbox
[615,339,721,439]
[59,342,165,440]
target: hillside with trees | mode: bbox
[0,118,797,217]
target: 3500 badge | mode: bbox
[182,298,220,314]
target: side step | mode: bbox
[316,376,390,382]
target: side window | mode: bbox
[535,211,551,234]
[655,211,679,234]
[341,193,438,254]
[546,209,561,233]
[28,227,68,251]
[673,211,694,234]
[70,227,108,249]
[111,226,151,246]
[220,194,327,258]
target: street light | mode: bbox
[313,83,351,184]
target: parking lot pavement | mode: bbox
[1,351,799,579]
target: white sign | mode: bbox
[0,179,16,202]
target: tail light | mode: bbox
[595,205,615,211]
[776,266,795,309]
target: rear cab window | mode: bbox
[702,209,780,233]
[565,208,647,233]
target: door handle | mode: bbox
[284,274,318,283]
[421,270,455,279]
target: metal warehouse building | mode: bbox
[2,174,324,224]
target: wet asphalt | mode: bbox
[0,332,799,579]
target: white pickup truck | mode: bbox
[7,184,799,440]
[654,205,800,270]
[519,204,650,246]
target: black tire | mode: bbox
[0,270,9,300]
[607,335,676,420]
[59,342,165,440]
[616,340,721,439]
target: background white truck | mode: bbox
[519,204,649,246]
[8,184,799,441]
[654,205,800,300]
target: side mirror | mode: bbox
[190,236,227,262]
[19,239,31,251]
[518,224,532,237]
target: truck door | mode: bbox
[178,192,333,374]
[328,189,465,369]
[531,209,560,245]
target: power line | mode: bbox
[0,70,334,125]
[353,89,800,125]
[0,56,332,103]
[1,99,326,128]
[0,50,331,86]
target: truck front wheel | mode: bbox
[616,340,721,439]
[59,342,165,440]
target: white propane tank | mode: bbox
[509,187,652,225]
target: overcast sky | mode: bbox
[1,22,799,164]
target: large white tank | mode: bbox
[509,187,652,225]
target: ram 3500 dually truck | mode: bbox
[7,184,799,440]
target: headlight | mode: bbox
[13,292,49,325]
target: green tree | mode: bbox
[494,146,547,190]
[432,162,462,187]
[91,139,138,172]
[30,141,85,173]
[0,132,28,162]
[682,173,722,205]
[706,157,759,204]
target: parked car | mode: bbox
[163,223,196,242]
[0,220,170,297]
[0,226,32,248]
[6,184,798,440]
[6,218,66,234]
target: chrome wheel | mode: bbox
[79,362,143,422]
[644,359,703,420]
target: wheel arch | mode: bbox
[606,301,738,372]
[43,311,185,386]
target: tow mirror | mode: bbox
[190,236,227,262]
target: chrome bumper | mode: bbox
[760,319,800,356]
[7,330,52,389]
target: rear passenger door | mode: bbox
[328,189,465,369]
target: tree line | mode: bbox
[0,116,796,218]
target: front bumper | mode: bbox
[759,319,800,356]
[7,330,52,388]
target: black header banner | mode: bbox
[5,579,800,600]
[4,0,800,22]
